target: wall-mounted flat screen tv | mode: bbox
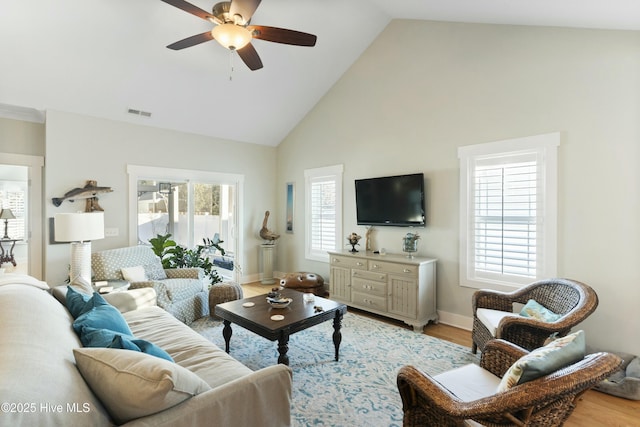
[355,173,425,227]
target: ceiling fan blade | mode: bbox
[248,25,317,47]
[167,31,214,50]
[229,0,261,23]
[236,43,263,70]
[160,0,215,22]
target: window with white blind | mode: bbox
[0,180,27,241]
[458,133,559,289]
[305,165,343,262]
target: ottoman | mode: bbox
[280,272,327,297]
[209,282,244,319]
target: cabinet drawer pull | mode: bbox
[333,258,339,263]
[372,264,379,269]
[356,261,364,266]
[379,275,384,280]
[403,268,411,273]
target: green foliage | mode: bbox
[149,234,177,269]
[148,234,223,285]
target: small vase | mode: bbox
[402,235,419,258]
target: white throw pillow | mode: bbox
[73,348,211,424]
[121,265,148,282]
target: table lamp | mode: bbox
[54,212,104,284]
[0,209,15,239]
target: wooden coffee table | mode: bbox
[214,288,347,366]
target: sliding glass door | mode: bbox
[129,165,244,283]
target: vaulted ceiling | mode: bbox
[2,0,639,146]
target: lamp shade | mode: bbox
[212,23,252,50]
[0,209,15,220]
[54,212,105,242]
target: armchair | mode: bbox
[472,278,598,354]
[92,245,209,324]
[397,339,622,427]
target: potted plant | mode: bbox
[149,233,224,286]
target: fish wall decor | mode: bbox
[52,180,113,212]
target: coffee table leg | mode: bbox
[222,320,232,353]
[277,331,290,366]
[333,310,343,361]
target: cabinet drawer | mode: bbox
[352,292,387,311]
[352,277,387,298]
[369,260,418,276]
[330,255,367,270]
[352,269,386,282]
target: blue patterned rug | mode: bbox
[191,312,479,427]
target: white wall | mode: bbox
[44,110,277,285]
[276,20,640,354]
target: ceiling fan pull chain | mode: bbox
[229,50,237,81]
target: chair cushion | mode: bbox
[497,330,586,392]
[519,299,562,322]
[433,363,501,402]
[476,308,518,336]
[73,347,210,424]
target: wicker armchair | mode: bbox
[397,339,622,427]
[472,278,598,354]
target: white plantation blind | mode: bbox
[0,181,27,240]
[474,155,538,278]
[310,179,336,251]
[305,165,343,262]
[459,133,558,289]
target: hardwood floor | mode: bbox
[240,282,639,426]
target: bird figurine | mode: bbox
[260,210,280,243]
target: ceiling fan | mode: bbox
[160,0,317,71]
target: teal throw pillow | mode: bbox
[65,286,94,318]
[497,330,586,392]
[110,335,174,362]
[79,326,132,348]
[72,294,132,337]
[519,299,562,322]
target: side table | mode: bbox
[93,280,130,294]
[0,239,19,266]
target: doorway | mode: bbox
[0,153,44,278]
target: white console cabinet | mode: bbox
[328,250,437,331]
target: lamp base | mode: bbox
[69,241,92,285]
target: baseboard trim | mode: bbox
[436,310,473,331]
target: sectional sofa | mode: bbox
[0,275,292,426]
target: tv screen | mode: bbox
[355,173,425,227]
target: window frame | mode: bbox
[304,164,343,262]
[458,133,559,290]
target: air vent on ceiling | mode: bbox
[127,108,152,118]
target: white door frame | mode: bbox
[0,153,44,279]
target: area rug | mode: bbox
[190,312,479,427]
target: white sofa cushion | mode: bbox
[73,347,211,424]
[433,363,501,402]
[124,306,253,388]
[476,308,519,336]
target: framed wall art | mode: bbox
[286,182,294,233]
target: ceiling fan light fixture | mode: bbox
[212,23,252,50]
